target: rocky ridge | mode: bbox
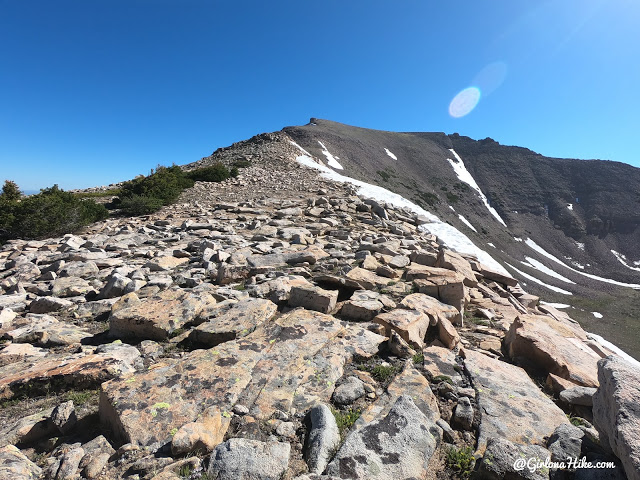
[0,131,638,479]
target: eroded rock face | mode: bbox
[326,395,440,480]
[356,361,439,428]
[0,445,42,480]
[592,356,640,480]
[505,314,600,387]
[464,349,569,455]
[0,344,140,400]
[109,288,216,341]
[100,309,385,447]
[190,298,277,347]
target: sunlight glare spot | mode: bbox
[449,87,481,118]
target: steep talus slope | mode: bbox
[283,119,640,358]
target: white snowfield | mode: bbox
[525,238,640,289]
[317,141,343,170]
[458,215,477,232]
[292,149,509,275]
[611,250,640,272]
[592,312,603,319]
[522,256,575,284]
[586,332,640,368]
[540,301,571,309]
[384,148,397,160]
[447,149,508,227]
[504,262,573,295]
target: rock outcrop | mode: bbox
[593,356,640,480]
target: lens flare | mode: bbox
[473,61,507,97]
[448,87,481,118]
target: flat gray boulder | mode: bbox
[207,438,290,480]
[325,395,440,479]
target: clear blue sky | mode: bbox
[2,0,639,191]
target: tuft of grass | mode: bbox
[178,464,193,477]
[445,445,475,478]
[413,353,425,364]
[169,327,186,339]
[358,363,401,383]
[331,407,362,437]
[64,389,99,406]
[0,397,21,409]
[567,414,587,427]
[432,375,453,385]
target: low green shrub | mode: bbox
[117,195,165,216]
[331,407,362,437]
[119,165,194,206]
[445,445,475,478]
[186,163,230,183]
[0,182,109,241]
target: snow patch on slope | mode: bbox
[318,141,343,170]
[505,262,573,295]
[611,250,640,272]
[384,148,397,160]
[522,257,575,284]
[586,333,640,367]
[525,238,640,289]
[458,215,477,232]
[289,140,312,157]
[540,301,571,309]
[295,153,508,274]
[447,149,507,227]
[592,312,603,319]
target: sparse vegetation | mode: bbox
[446,192,460,204]
[357,363,401,383]
[432,375,453,384]
[64,389,99,406]
[445,445,475,478]
[178,464,193,477]
[377,170,391,182]
[567,414,587,427]
[331,407,362,437]
[377,167,398,183]
[415,190,439,207]
[413,352,424,364]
